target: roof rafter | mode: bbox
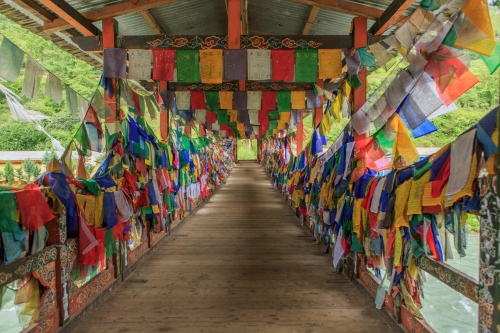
[369,0,414,35]
[303,5,320,35]
[11,0,55,23]
[140,9,164,35]
[41,0,180,34]
[38,0,100,36]
[289,0,384,20]
[241,0,249,35]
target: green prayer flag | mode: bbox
[217,110,228,124]
[105,228,117,259]
[205,91,219,111]
[0,191,21,234]
[346,74,363,89]
[0,37,24,82]
[269,120,278,130]
[442,27,458,48]
[74,123,91,155]
[358,47,377,68]
[277,91,291,112]
[177,50,199,83]
[479,42,500,74]
[295,49,318,83]
[269,110,279,118]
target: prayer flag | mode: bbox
[295,50,318,82]
[272,50,295,81]
[319,49,342,79]
[200,50,223,83]
[152,49,176,81]
[177,50,199,83]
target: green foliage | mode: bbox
[3,161,14,185]
[14,167,23,182]
[22,158,40,182]
[0,119,50,150]
[41,149,58,166]
[237,140,257,160]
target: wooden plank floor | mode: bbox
[71,162,391,333]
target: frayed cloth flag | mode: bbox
[200,50,223,83]
[22,58,44,100]
[224,50,246,80]
[0,37,24,82]
[45,73,63,105]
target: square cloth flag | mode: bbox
[104,48,127,78]
[248,50,271,80]
[177,50,199,83]
[224,50,246,80]
[0,37,24,82]
[272,50,295,81]
[200,50,223,83]
[128,50,152,80]
[319,49,342,79]
[152,49,175,81]
[295,50,318,82]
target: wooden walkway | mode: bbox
[71,162,391,333]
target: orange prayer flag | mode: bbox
[200,50,223,83]
[219,91,233,109]
[319,49,342,79]
[291,91,306,109]
[455,0,496,56]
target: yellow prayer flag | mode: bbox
[319,49,342,79]
[229,109,238,122]
[291,91,306,109]
[219,91,233,109]
[455,0,496,56]
[279,112,291,123]
[200,50,223,83]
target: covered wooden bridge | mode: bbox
[0,0,498,333]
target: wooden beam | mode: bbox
[102,18,117,122]
[289,0,384,20]
[11,0,56,23]
[38,0,100,36]
[140,9,164,35]
[353,17,367,112]
[41,0,180,33]
[71,34,386,52]
[241,0,249,35]
[303,6,320,35]
[228,0,241,49]
[369,0,414,35]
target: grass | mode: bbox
[237,139,257,160]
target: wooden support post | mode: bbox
[228,0,242,159]
[297,110,304,154]
[159,80,169,141]
[102,18,117,123]
[315,80,324,127]
[353,17,367,113]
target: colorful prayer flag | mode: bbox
[318,49,342,79]
[177,50,199,83]
[200,50,223,83]
[295,50,318,83]
[272,50,295,81]
[152,49,176,81]
[248,50,271,80]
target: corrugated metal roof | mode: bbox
[94,12,156,35]
[0,0,420,70]
[151,0,227,35]
[249,0,311,35]
[0,151,47,162]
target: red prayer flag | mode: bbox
[152,49,176,81]
[190,91,205,109]
[206,110,217,123]
[14,184,56,231]
[132,91,141,116]
[272,50,295,81]
[262,91,276,111]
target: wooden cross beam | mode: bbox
[38,0,100,36]
[303,6,320,35]
[140,9,165,35]
[41,0,180,34]
[71,34,386,52]
[369,0,414,35]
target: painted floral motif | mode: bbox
[417,256,479,302]
[250,36,270,49]
[201,36,220,49]
[478,176,499,331]
[1,247,57,288]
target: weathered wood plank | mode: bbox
[69,162,390,333]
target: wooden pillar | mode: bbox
[102,18,117,122]
[315,80,324,127]
[353,17,367,113]
[297,110,304,153]
[228,0,241,161]
[159,80,169,142]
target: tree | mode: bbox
[41,149,58,166]
[22,158,41,182]
[3,161,14,185]
[14,167,23,183]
